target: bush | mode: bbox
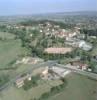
[0,75,9,87]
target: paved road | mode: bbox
[56,63,97,80]
[0,61,56,91]
[1,61,97,91]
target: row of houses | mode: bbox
[69,60,92,71]
[38,22,80,39]
[16,57,44,64]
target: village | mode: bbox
[0,0,97,99]
[0,19,97,100]
[5,21,97,89]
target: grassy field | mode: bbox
[0,31,29,69]
[49,73,97,100]
[0,73,97,100]
[0,79,62,100]
[0,31,31,83]
[0,39,22,68]
[0,32,20,68]
[0,32,15,39]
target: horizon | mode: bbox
[0,0,97,16]
[0,11,97,17]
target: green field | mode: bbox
[0,32,19,68]
[0,73,97,100]
[0,32,29,69]
[0,79,62,100]
[0,40,22,68]
[0,32,31,83]
[50,73,97,100]
[0,32,15,39]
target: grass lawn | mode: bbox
[49,73,97,100]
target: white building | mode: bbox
[78,41,92,51]
[65,38,92,51]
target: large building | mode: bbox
[65,38,92,51]
[44,47,72,54]
[41,66,71,80]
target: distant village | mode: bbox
[7,21,93,52]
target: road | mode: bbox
[56,63,97,80]
[0,60,56,91]
[0,61,97,91]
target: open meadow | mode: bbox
[50,73,97,100]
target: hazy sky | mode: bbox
[0,0,97,15]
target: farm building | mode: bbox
[15,74,31,88]
[44,47,72,54]
[41,66,71,80]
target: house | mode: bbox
[41,66,57,80]
[65,38,79,47]
[44,47,72,54]
[42,67,49,76]
[70,61,88,71]
[15,78,24,88]
[76,34,85,39]
[15,74,31,88]
[56,30,77,39]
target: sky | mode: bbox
[0,0,97,16]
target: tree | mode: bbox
[89,61,97,72]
